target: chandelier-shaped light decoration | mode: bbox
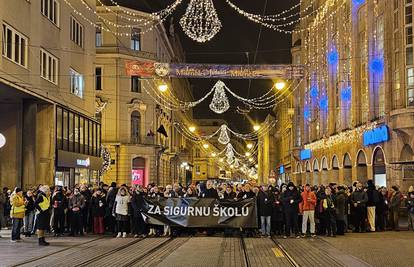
[209,81,230,114]
[218,125,231,145]
[225,143,235,164]
[179,0,222,43]
[233,158,240,168]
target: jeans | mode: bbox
[24,211,35,234]
[285,210,299,236]
[409,213,414,231]
[260,216,271,236]
[302,210,315,234]
[11,218,23,240]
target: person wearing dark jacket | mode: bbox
[203,180,219,199]
[389,185,402,231]
[271,189,284,235]
[90,189,106,234]
[334,187,347,235]
[105,182,118,235]
[258,186,273,236]
[23,190,35,237]
[281,182,302,238]
[34,185,51,246]
[366,180,379,232]
[376,187,388,231]
[80,185,92,233]
[322,187,337,237]
[131,186,147,237]
[223,185,236,200]
[351,182,368,232]
[68,188,86,236]
[52,186,67,237]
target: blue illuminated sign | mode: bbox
[279,165,285,174]
[363,125,389,146]
[327,50,339,65]
[300,149,312,160]
[369,58,384,74]
[341,87,352,102]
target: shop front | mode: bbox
[55,150,103,187]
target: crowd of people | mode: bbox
[1,179,413,245]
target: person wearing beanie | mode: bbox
[366,180,379,232]
[10,188,25,242]
[34,185,51,246]
[281,182,302,238]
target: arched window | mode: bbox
[131,111,141,144]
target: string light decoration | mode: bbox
[100,146,111,175]
[209,81,230,114]
[179,0,222,43]
[218,125,231,145]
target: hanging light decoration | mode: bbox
[209,81,230,114]
[179,0,222,43]
[218,125,231,145]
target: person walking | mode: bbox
[351,182,368,232]
[389,185,402,231]
[300,184,317,238]
[34,185,51,246]
[91,189,106,235]
[113,187,131,238]
[281,182,302,238]
[10,188,25,242]
[258,185,273,237]
[23,190,35,237]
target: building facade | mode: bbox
[290,0,414,190]
[0,0,101,189]
[96,6,194,187]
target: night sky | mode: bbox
[108,0,299,131]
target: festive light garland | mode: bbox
[179,0,222,43]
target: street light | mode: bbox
[189,126,196,132]
[203,143,209,149]
[0,133,5,148]
[246,143,253,149]
[158,83,168,92]
[253,125,260,131]
[275,81,286,90]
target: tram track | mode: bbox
[270,237,300,267]
[10,235,107,267]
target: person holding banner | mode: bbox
[281,182,302,239]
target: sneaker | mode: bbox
[134,234,139,238]
[122,232,127,238]
[10,240,17,243]
[311,234,316,238]
[283,235,288,239]
[116,232,122,238]
[296,235,301,239]
[301,234,306,238]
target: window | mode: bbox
[131,28,141,51]
[408,68,414,106]
[2,24,28,67]
[131,111,141,144]
[131,76,141,93]
[70,68,84,98]
[96,23,102,47]
[195,165,200,174]
[195,149,200,158]
[70,16,83,47]
[95,67,102,90]
[41,0,59,26]
[40,49,58,84]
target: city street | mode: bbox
[1,230,413,267]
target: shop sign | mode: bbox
[76,158,90,167]
[363,125,389,146]
[300,149,312,160]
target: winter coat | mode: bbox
[390,191,402,210]
[10,194,25,219]
[0,192,5,213]
[258,191,273,217]
[68,194,86,212]
[52,191,67,214]
[334,190,347,221]
[351,189,368,208]
[281,188,302,213]
[34,192,50,230]
[367,186,380,207]
[223,191,236,200]
[406,198,414,214]
[90,195,106,217]
[24,195,35,214]
[240,191,256,200]
[113,195,130,216]
[300,190,317,212]
[271,194,284,222]
[203,188,219,199]
[376,193,389,215]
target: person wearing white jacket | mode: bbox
[112,187,131,238]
